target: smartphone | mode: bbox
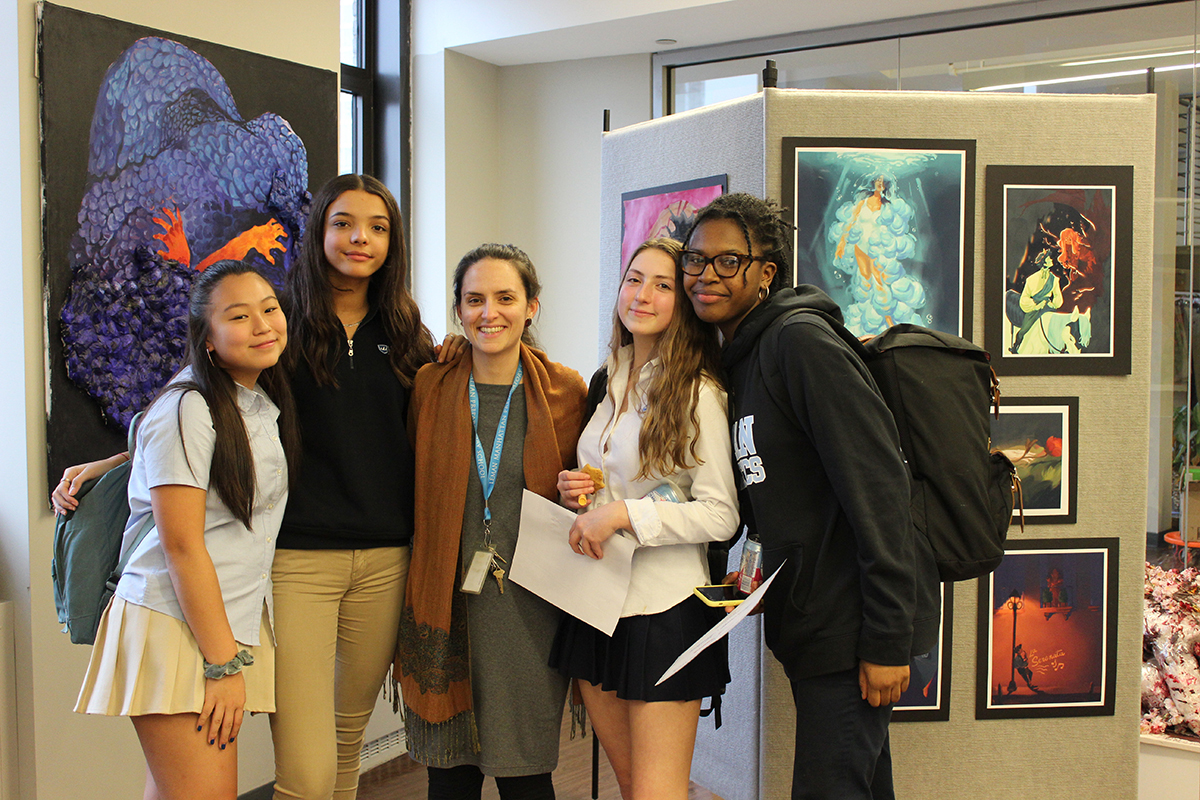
[693,584,744,607]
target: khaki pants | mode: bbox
[270,546,409,800]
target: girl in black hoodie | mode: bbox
[681,193,939,800]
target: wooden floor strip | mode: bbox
[356,714,720,800]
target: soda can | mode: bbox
[738,533,763,595]
[643,482,685,503]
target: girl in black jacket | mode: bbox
[681,193,939,800]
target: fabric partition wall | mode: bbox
[601,88,1155,799]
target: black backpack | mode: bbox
[783,313,1018,582]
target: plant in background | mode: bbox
[1174,402,1200,484]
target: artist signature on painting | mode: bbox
[1030,648,1066,672]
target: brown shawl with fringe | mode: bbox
[395,344,585,763]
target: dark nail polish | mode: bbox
[209,739,215,745]
[197,725,203,731]
[220,743,226,750]
[230,737,235,742]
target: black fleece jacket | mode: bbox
[723,286,940,680]
[278,306,416,550]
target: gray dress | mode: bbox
[452,382,568,776]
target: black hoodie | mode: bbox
[723,286,940,681]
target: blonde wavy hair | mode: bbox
[609,237,723,481]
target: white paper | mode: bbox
[655,561,786,686]
[510,489,636,636]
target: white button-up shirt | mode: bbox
[577,346,738,617]
[116,367,287,645]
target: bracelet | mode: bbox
[203,649,254,680]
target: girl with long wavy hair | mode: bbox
[550,237,738,800]
[266,173,438,800]
[75,260,299,800]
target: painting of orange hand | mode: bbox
[151,207,192,267]
[196,219,289,270]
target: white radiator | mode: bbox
[0,601,17,800]
[359,689,406,772]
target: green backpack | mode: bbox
[52,414,153,645]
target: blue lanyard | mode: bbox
[468,361,523,523]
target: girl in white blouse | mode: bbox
[552,237,738,800]
[75,260,299,800]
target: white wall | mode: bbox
[496,53,651,376]
[7,2,338,797]
[411,33,652,377]
[0,3,26,799]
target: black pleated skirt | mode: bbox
[549,595,730,702]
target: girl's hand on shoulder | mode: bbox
[568,501,629,560]
[50,455,126,515]
[557,469,595,510]
[435,333,470,363]
[199,671,246,750]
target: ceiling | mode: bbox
[429,0,1147,66]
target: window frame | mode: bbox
[341,0,377,175]
[650,0,1178,117]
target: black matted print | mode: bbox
[40,3,337,489]
[976,538,1118,719]
[990,397,1079,524]
[894,582,952,722]
[985,165,1132,376]
[783,137,975,338]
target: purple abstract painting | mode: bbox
[40,3,336,488]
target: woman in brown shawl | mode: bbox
[397,243,586,799]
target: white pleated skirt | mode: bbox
[75,595,275,716]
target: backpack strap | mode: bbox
[584,366,608,423]
[754,307,872,429]
[107,410,151,592]
[106,513,155,593]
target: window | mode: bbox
[340,0,375,174]
[657,0,1194,115]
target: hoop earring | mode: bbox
[206,348,215,366]
[759,285,771,302]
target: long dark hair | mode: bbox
[686,193,794,292]
[156,260,300,528]
[284,174,435,387]
[452,243,541,348]
[608,238,722,479]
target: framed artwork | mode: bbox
[39,3,337,490]
[782,137,975,338]
[991,397,1079,524]
[894,582,952,722]
[976,538,1118,719]
[619,175,726,287]
[984,165,1133,376]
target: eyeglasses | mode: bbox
[680,250,763,277]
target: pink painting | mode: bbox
[619,175,726,283]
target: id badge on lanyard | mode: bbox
[461,362,523,595]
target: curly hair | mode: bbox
[608,238,723,480]
[685,192,794,291]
